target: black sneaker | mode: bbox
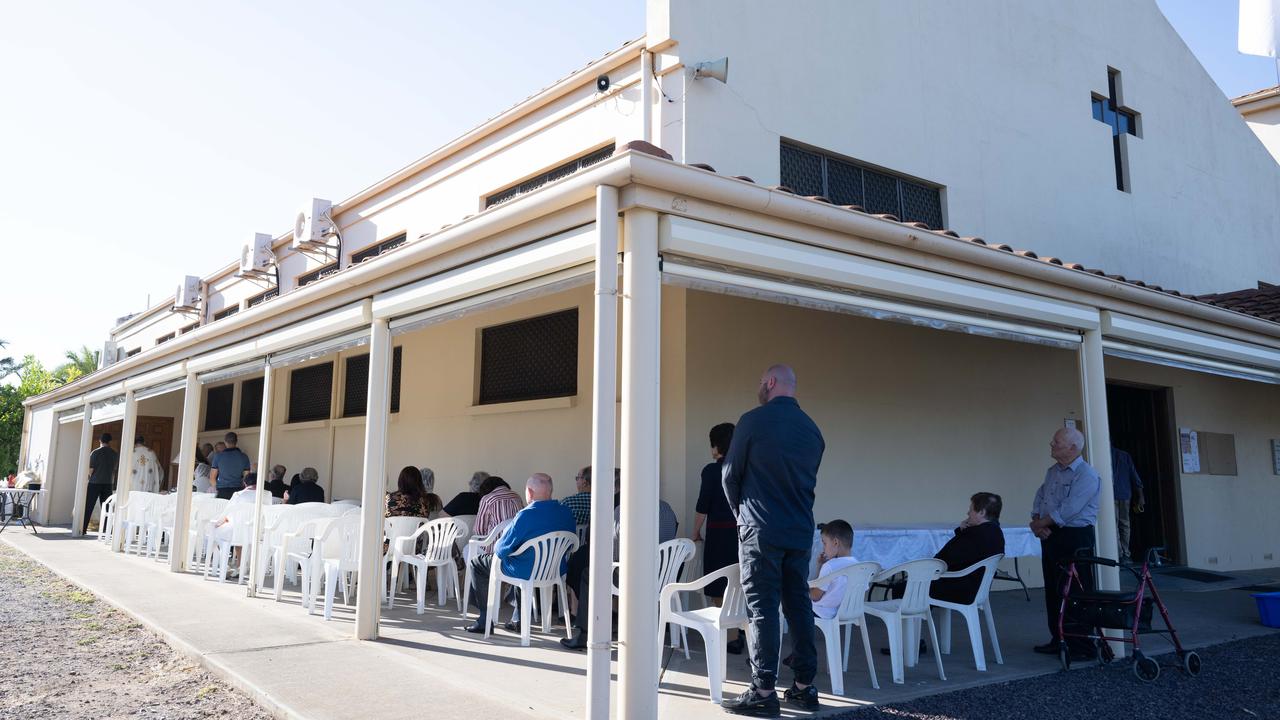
[783,684,819,711]
[726,636,745,655]
[721,688,780,717]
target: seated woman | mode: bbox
[417,466,444,519]
[386,466,434,518]
[931,491,1006,604]
[442,471,489,517]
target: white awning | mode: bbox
[135,378,187,402]
[269,329,370,369]
[373,224,595,321]
[90,396,126,424]
[663,260,1083,348]
[660,216,1099,332]
[189,301,373,380]
[1102,340,1280,384]
[1101,312,1280,372]
[391,265,594,336]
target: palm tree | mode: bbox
[0,340,17,380]
[55,345,99,384]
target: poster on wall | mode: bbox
[1272,439,1280,476]
[1180,428,1200,473]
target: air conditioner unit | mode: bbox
[291,198,334,250]
[174,275,201,311]
[238,232,276,277]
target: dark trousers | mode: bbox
[1040,525,1095,651]
[215,487,238,500]
[82,484,114,534]
[568,543,591,631]
[739,526,817,690]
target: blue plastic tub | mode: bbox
[1253,592,1280,628]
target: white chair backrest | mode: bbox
[122,492,161,522]
[385,516,427,549]
[450,514,476,552]
[715,564,748,625]
[575,523,590,547]
[317,513,361,562]
[333,499,360,507]
[658,538,695,589]
[419,517,467,563]
[511,530,579,583]
[817,561,880,622]
[470,516,514,556]
[952,553,1004,605]
[879,558,946,615]
[192,498,229,527]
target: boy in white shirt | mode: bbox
[811,520,858,619]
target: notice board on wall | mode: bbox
[1181,428,1237,476]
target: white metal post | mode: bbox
[40,405,60,526]
[70,401,94,537]
[247,366,275,596]
[1079,327,1122,656]
[170,373,201,572]
[586,186,620,720]
[355,319,392,640]
[112,390,138,552]
[618,208,661,720]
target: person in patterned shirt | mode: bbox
[473,476,523,539]
[561,465,592,526]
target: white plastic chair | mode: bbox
[449,514,476,556]
[187,497,228,571]
[279,516,332,609]
[98,493,117,545]
[395,517,467,613]
[575,523,590,548]
[248,504,291,588]
[383,516,428,605]
[484,530,579,647]
[117,492,160,555]
[204,499,257,583]
[865,558,947,685]
[461,517,514,618]
[612,538,695,656]
[657,563,749,704]
[810,561,881,694]
[332,499,360,508]
[930,553,1004,672]
[314,513,362,620]
[145,494,178,560]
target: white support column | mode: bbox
[640,49,653,144]
[247,365,275,596]
[70,401,94,537]
[41,407,61,526]
[170,373,201,572]
[1079,329,1120,587]
[586,186,620,720]
[355,318,392,641]
[618,208,661,720]
[112,390,138,552]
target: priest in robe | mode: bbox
[131,435,164,493]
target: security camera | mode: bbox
[596,74,610,93]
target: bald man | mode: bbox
[1030,427,1100,660]
[722,364,825,715]
[465,473,576,634]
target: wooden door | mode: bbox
[92,417,175,490]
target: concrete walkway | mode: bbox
[4,527,1277,719]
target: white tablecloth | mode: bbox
[836,523,1039,571]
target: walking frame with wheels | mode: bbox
[1056,547,1201,681]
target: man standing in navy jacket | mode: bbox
[722,364,825,716]
[466,473,575,634]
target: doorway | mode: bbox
[95,416,176,491]
[1106,383,1182,564]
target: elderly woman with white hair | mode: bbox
[416,466,444,518]
[442,470,490,518]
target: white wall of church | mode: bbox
[652,0,1280,295]
[679,289,1084,588]
[1239,96,1280,165]
[1105,357,1280,572]
[48,421,83,525]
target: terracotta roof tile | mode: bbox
[1197,284,1280,322]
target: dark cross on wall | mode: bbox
[1091,68,1141,192]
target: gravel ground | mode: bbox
[0,543,272,720]
[828,630,1280,720]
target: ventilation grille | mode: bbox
[478,309,578,405]
[780,142,944,229]
[287,363,333,423]
[204,384,234,431]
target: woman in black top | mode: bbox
[693,422,742,652]
[930,491,1006,604]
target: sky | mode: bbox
[0,0,1276,373]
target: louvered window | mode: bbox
[247,288,278,308]
[204,384,234,431]
[287,363,333,423]
[342,347,403,417]
[780,142,944,229]
[239,377,264,427]
[212,306,239,321]
[485,145,615,208]
[478,309,578,405]
[297,263,338,288]
[350,233,407,265]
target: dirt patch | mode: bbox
[0,543,273,719]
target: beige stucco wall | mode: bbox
[47,420,83,525]
[680,289,1087,587]
[1105,357,1280,571]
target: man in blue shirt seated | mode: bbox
[465,472,576,634]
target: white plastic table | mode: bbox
[0,488,46,534]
